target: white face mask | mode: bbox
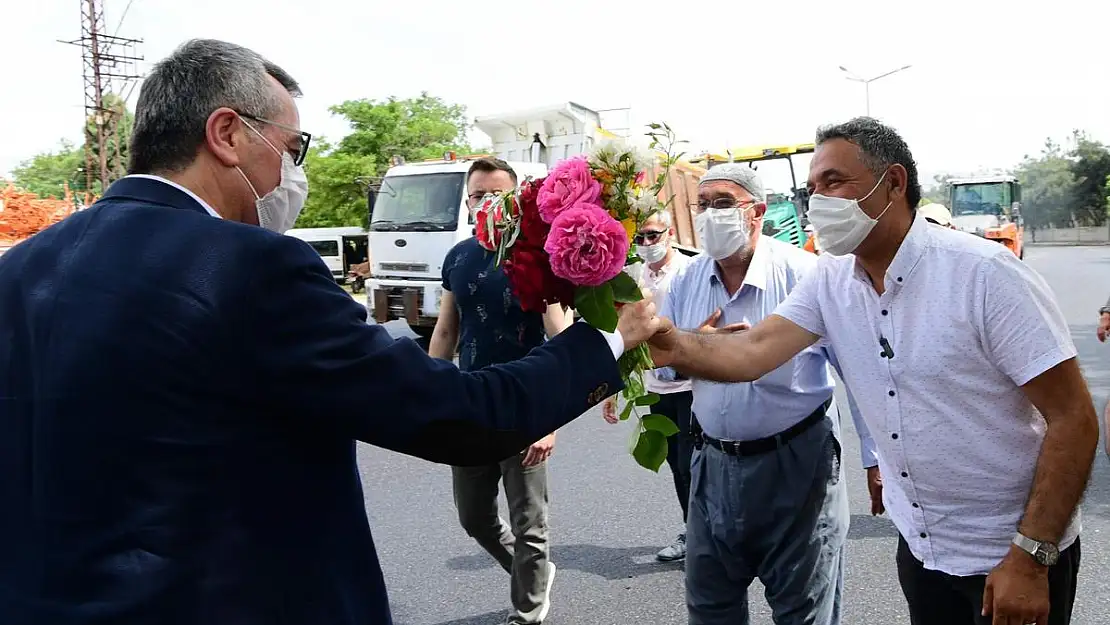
[695,207,751,260]
[236,121,309,233]
[807,171,892,256]
[636,240,669,264]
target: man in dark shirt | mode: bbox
[429,158,572,624]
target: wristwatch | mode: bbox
[1012,533,1059,566]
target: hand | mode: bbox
[602,397,619,424]
[866,466,884,515]
[522,433,556,467]
[616,297,661,351]
[1098,313,1110,342]
[982,545,1050,624]
[698,309,750,334]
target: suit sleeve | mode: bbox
[247,235,624,466]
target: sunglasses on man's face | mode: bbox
[634,230,667,245]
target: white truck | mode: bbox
[365,102,614,342]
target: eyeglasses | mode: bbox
[634,230,667,245]
[239,113,312,166]
[694,198,759,213]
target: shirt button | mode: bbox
[897,277,903,282]
[912,503,920,508]
[888,390,896,397]
[881,309,889,316]
[892,433,899,440]
[920,532,927,538]
[901,471,908,478]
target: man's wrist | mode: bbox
[592,325,626,360]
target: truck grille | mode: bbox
[379,262,429,273]
[373,286,424,324]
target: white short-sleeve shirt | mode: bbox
[774,213,1079,576]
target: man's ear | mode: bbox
[888,164,909,203]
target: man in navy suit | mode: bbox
[0,39,659,625]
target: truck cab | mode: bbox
[948,175,1024,259]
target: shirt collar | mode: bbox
[851,210,930,289]
[708,236,770,291]
[122,174,222,219]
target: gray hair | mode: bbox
[815,117,921,209]
[128,39,301,174]
[699,163,766,203]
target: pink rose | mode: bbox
[544,204,630,287]
[536,156,603,224]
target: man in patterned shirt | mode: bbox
[429,158,572,625]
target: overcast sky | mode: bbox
[4,0,1107,195]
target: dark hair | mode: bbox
[466,157,517,185]
[815,117,921,210]
[129,39,301,175]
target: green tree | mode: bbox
[295,93,473,228]
[1013,138,1076,228]
[298,139,377,228]
[10,93,135,200]
[921,173,951,206]
[10,140,85,199]
[1068,131,1110,226]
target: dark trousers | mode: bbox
[896,534,1080,625]
[656,390,694,523]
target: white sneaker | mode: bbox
[535,562,556,622]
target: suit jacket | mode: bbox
[0,176,624,625]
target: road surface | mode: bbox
[357,245,1110,625]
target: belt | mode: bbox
[694,401,828,457]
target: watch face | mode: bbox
[1036,543,1060,566]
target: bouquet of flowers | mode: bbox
[475,123,686,471]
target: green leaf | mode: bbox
[634,392,660,407]
[632,429,669,471]
[574,284,618,332]
[619,400,635,421]
[641,413,680,436]
[609,271,642,303]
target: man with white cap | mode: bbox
[918,202,955,229]
[657,163,875,624]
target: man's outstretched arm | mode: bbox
[247,236,648,467]
[652,314,820,383]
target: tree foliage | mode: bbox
[10,93,134,201]
[10,141,86,199]
[296,93,472,228]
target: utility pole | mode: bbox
[839,65,912,116]
[62,0,143,197]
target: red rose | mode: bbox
[474,194,515,251]
[517,179,550,246]
[503,244,576,313]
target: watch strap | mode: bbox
[1012,533,1040,555]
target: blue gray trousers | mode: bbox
[686,415,850,625]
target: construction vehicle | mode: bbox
[689,143,814,248]
[947,175,1024,259]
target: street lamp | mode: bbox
[839,64,912,116]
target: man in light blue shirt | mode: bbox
[659,164,875,625]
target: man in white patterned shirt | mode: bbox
[649,117,1098,625]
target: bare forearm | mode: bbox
[428,330,459,361]
[670,331,762,382]
[1019,412,1098,543]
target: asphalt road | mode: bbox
[357,245,1110,625]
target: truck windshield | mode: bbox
[370,172,465,231]
[952,183,1010,217]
